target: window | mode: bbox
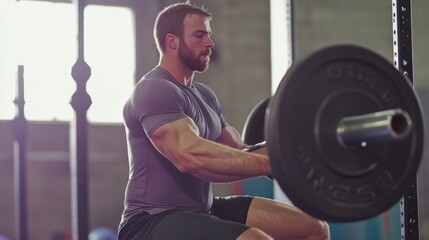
[0,0,135,123]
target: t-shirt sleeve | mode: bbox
[131,79,187,136]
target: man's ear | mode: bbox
[166,33,178,50]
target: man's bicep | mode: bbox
[149,117,200,167]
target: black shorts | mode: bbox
[118,196,254,240]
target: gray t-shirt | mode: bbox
[120,66,227,225]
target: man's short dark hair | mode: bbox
[154,1,212,53]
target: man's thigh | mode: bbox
[149,211,249,240]
[246,196,328,239]
[120,196,254,240]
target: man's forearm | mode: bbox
[180,136,271,182]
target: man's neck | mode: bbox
[159,57,194,87]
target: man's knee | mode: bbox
[310,220,330,240]
[237,227,273,240]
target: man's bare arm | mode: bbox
[217,125,268,156]
[149,117,271,182]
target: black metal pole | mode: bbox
[70,0,92,239]
[13,65,28,240]
[392,0,420,239]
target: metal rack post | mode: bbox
[70,0,92,239]
[13,65,28,240]
[392,0,420,239]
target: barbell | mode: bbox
[242,45,425,222]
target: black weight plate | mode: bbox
[265,45,424,222]
[242,98,270,145]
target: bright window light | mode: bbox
[0,0,135,123]
[85,5,135,123]
[270,0,292,95]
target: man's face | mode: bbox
[179,14,214,72]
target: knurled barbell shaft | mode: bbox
[336,108,412,148]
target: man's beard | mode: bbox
[179,42,209,72]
